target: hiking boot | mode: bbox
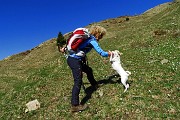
[71,104,88,112]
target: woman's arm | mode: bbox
[90,40,109,57]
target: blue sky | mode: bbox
[0,0,172,60]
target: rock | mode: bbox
[25,99,40,113]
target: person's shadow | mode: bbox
[80,74,122,105]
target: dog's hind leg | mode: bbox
[121,76,129,92]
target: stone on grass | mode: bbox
[25,99,40,113]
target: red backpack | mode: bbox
[66,28,90,51]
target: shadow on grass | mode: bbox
[80,74,121,105]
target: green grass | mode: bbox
[0,2,180,119]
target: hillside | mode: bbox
[0,1,179,119]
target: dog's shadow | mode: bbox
[81,74,124,105]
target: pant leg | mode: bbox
[67,57,83,106]
[82,59,97,86]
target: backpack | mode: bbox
[66,28,90,51]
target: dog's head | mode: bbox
[110,50,121,63]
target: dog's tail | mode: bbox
[126,71,131,75]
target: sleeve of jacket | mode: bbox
[90,40,109,57]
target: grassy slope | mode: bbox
[0,2,179,119]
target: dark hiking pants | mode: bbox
[67,56,97,106]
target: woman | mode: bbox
[60,25,112,112]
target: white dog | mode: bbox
[110,50,131,92]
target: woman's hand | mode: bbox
[60,47,65,53]
[108,51,113,57]
[58,46,66,53]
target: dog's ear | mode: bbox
[116,50,123,56]
[115,50,122,56]
[119,52,123,55]
[114,50,118,52]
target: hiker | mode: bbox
[60,25,112,112]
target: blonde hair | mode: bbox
[89,25,107,39]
